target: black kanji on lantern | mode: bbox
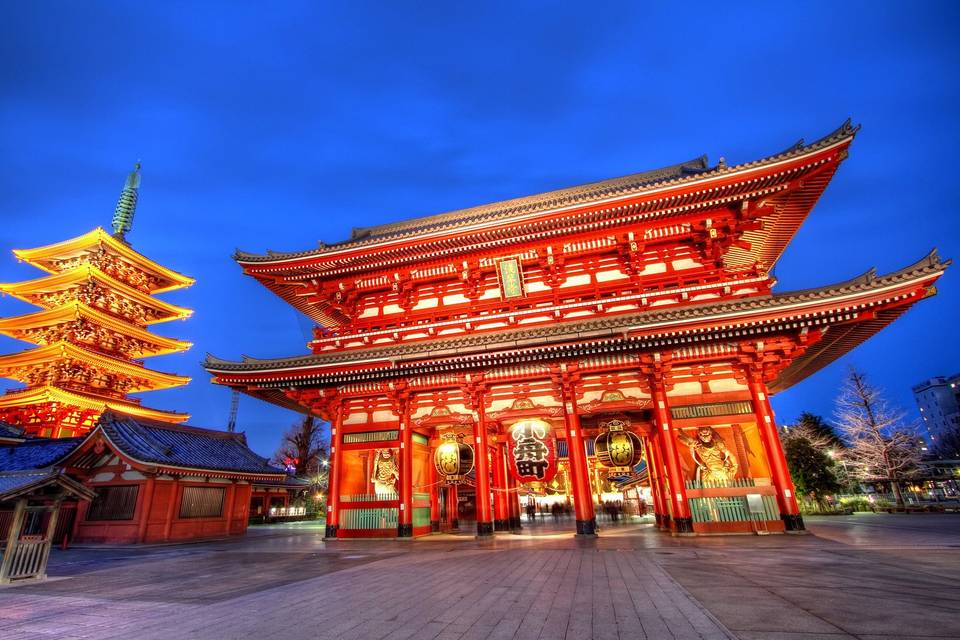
[509,419,557,483]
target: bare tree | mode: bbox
[834,368,921,507]
[273,415,329,478]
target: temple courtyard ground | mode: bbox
[0,514,957,640]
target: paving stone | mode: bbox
[0,516,956,639]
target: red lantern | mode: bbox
[507,419,557,484]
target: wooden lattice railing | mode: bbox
[0,537,50,581]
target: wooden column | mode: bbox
[650,383,693,533]
[643,437,668,529]
[472,394,494,537]
[428,444,440,532]
[71,497,87,543]
[397,393,413,538]
[163,478,179,541]
[560,379,596,536]
[447,484,459,530]
[492,440,510,531]
[747,372,804,531]
[325,401,345,540]
[223,481,236,535]
[137,475,156,543]
[40,498,63,579]
[651,436,672,529]
[505,467,520,531]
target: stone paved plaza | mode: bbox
[0,514,957,640]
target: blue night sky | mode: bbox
[1,2,958,458]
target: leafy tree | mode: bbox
[834,368,921,507]
[273,415,329,478]
[793,412,844,449]
[782,430,841,505]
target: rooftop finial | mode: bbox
[111,161,141,241]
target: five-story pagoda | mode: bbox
[0,164,194,438]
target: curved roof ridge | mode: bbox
[95,410,282,475]
[100,409,243,440]
[234,121,858,264]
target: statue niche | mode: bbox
[678,426,739,484]
[371,448,400,495]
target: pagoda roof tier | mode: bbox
[13,227,195,293]
[0,342,190,392]
[0,264,193,324]
[0,386,189,423]
[205,250,948,397]
[234,122,858,323]
[0,301,192,357]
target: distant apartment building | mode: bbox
[913,374,960,446]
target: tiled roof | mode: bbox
[205,249,948,375]
[0,438,84,472]
[234,120,857,263]
[0,470,54,497]
[0,421,25,440]
[97,411,285,476]
[252,475,311,488]
[0,469,96,502]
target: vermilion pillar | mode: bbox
[447,484,459,530]
[162,478,178,541]
[493,441,510,532]
[562,390,596,536]
[473,398,494,536]
[222,481,236,535]
[507,469,522,531]
[398,395,413,537]
[137,475,156,543]
[325,404,345,539]
[748,374,804,531]
[429,443,440,532]
[650,383,693,534]
[643,438,667,529]
[652,437,672,530]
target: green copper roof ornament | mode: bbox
[111,161,141,240]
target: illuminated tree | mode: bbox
[834,368,921,507]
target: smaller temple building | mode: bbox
[0,411,289,546]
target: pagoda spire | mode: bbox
[112,162,141,240]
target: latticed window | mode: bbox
[179,486,225,519]
[86,485,139,521]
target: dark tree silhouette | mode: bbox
[273,415,328,477]
[783,436,841,506]
[793,412,844,448]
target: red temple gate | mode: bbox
[205,122,949,537]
